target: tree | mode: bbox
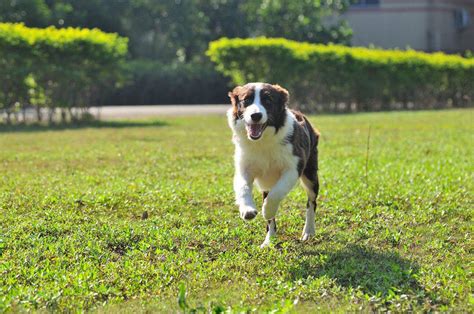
[241,0,353,45]
[1,0,354,62]
[0,0,51,26]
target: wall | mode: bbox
[342,0,474,52]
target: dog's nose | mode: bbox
[250,112,263,122]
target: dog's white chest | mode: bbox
[237,140,297,191]
[231,111,299,192]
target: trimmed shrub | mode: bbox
[0,22,128,123]
[207,37,474,112]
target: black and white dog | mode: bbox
[227,82,319,247]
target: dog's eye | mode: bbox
[261,95,272,105]
[241,98,252,107]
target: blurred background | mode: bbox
[0,0,473,123]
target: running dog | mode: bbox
[227,82,319,247]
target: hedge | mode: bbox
[207,37,474,112]
[0,23,128,123]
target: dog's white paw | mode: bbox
[239,206,258,221]
[260,240,271,248]
[260,236,275,248]
[301,232,314,241]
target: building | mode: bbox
[343,0,474,53]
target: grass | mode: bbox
[0,109,472,312]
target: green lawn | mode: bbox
[0,109,472,312]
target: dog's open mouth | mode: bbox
[246,123,267,140]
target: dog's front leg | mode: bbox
[262,169,299,220]
[234,170,257,220]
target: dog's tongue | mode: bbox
[248,124,263,138]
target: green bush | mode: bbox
[207,37,474,112]
[0,22,128,123]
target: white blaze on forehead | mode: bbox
[253,84,263,107]
[243,83,268,125]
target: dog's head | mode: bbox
[227,83,289,141]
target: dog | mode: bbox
[227,82,319,247]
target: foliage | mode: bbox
[0,109,472,311]
[0,0,354,105]
[241,0,353,44]
[0,22,128,123]
[0,0,352,61]
[0,0,51,26]
[207,37,474,111]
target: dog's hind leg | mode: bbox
[261,191,277,248]
[300,155,319,241]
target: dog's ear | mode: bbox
[228,86,243,119]
[272,84,289,109]
[228,86,242,104]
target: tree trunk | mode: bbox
[48,108,55,124]
[61,108,67,123]
[68,107,77,122]
[36,105,42,122]
[22,106,27,123]
[5,110,12,125]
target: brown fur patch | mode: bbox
[260,84,288,132]
[286,110,319,177]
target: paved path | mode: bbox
[89,105,228,119]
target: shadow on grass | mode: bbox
[0,119,168,133]
[290,244,423,298]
